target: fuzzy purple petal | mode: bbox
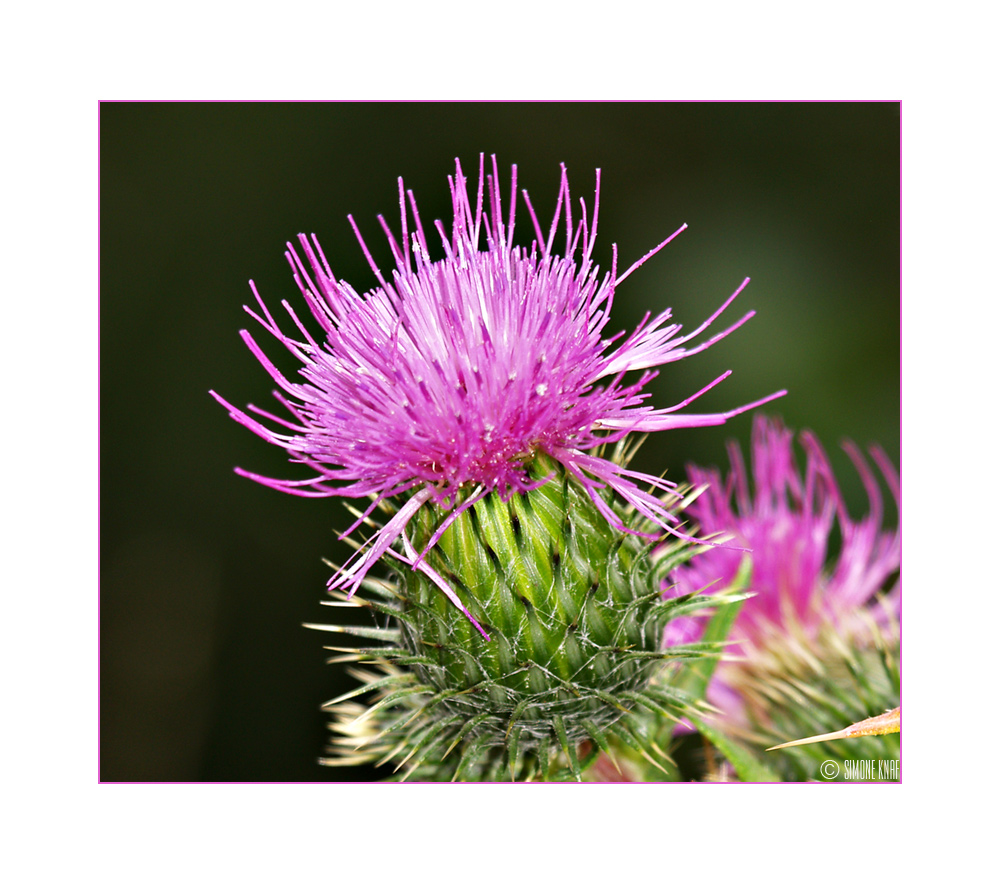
[665,416,901,714]
[213,156,784,624]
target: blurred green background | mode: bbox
[100,102,899,782]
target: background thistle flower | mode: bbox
[663,416,901,780]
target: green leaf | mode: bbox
[690,716,782,782]
[671,559,751,703]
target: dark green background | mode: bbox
[100,102,899,781]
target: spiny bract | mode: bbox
[316,452,740,781]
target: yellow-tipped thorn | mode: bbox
[766,706,900,751]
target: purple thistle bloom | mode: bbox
[211,156,785,634]
[665,416,901,712]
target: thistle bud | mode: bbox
[320,454,734,780]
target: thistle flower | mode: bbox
[211,156,784,634]
[667,416,900,648]
[664,416,901,777]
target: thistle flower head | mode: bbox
[665,416,901,717]
[211,156,784,629]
